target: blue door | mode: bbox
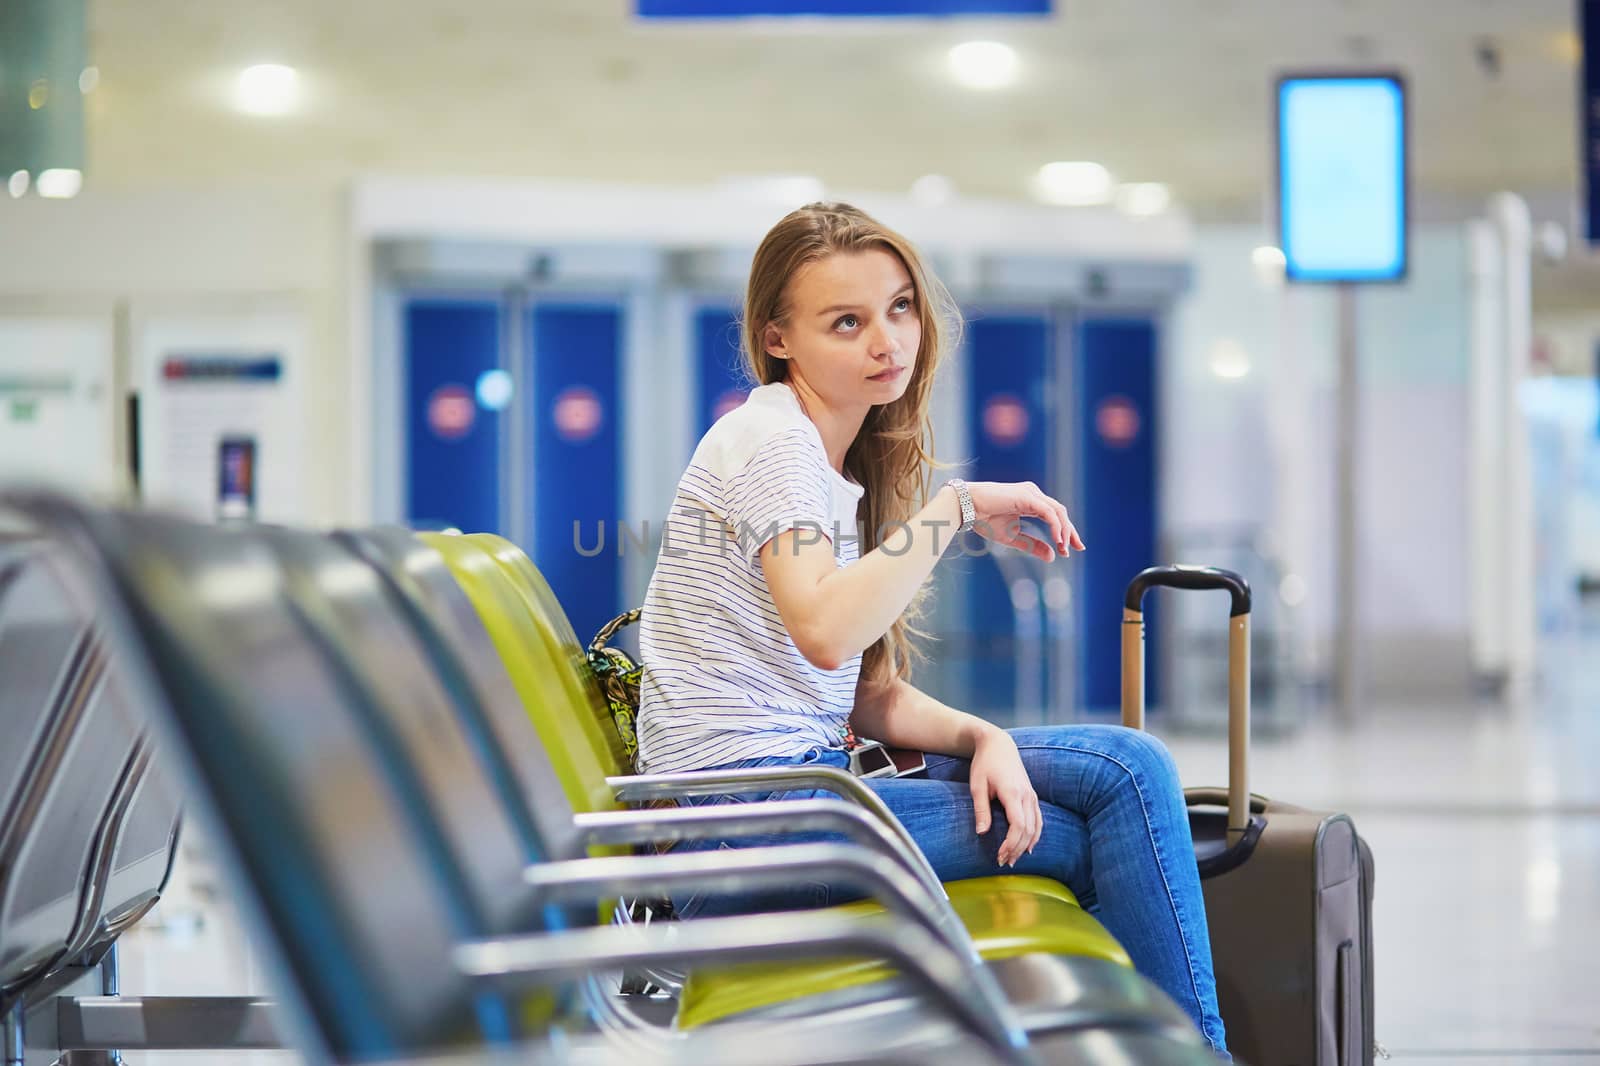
[1076,316,1159,713]
[527,302,625,644]
[964,313,1055,720]
[404,298,504,534]
[695,304,750,436]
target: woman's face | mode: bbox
[765,248,921,410]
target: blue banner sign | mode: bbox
[1276,74,1408,283]
[161,355,283,383]
[639,1,1049,17]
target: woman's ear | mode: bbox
[763,322,788,361]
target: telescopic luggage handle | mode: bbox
[1122,565,1252,844]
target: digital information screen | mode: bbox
[1277,74,1408,283]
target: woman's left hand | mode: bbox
[968,727,1043,867]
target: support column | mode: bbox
[1333,283,1362,723]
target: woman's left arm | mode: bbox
[852,677,1043,866]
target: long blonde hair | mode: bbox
[742,202,962,689]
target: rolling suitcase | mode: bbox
[1123,565,1377,1066]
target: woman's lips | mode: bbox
[869,366,906,382]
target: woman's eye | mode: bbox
[834,314,859,332]
[892,297,913,313]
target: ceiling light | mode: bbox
[1115,183,1171,217]
[36,169,82,199]
[1031,162,1114,207]
[1208,338,1251,380]
[947,41,1019,91]
[236,64,299,117]
[7,171,28,199]
[910,174,956,207]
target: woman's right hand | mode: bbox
[962,480,1086,561]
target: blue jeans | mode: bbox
[667,725,1229,1059]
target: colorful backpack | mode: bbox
[586,608,644,768]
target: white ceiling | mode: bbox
[87,0,1582,209]
[77,0,1597,305]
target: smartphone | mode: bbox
[847,739,896,779]
[848,739,928,780]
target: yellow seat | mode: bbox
[677,874,1131,1029]
[420,532,1136,1023]
[418,531,625,817]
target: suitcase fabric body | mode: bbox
[1123,566,1377,1066]
[1194,794,1376,1066]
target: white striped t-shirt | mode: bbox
[635,382,865,774]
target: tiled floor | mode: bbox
[112,624,1600,1065]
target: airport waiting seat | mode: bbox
[342,530,1193,1040]
[0,546,160,996]
[7,495,1235,1065]
[0,539,183,1056]
[282,526,1218,1058]
[14,499,1044,1063]
[269,526,1184,1052]
[410,533,1176,1033]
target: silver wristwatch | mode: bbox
[947,478,976,533]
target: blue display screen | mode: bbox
[1277,75,1407,282]
[638,0,1049,16]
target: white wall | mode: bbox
[1169,224,1474,699]
[0,182,352,523]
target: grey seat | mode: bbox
[0,545,153,1008]
[74,507,514,1060]
[331,528,603,869]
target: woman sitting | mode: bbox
[635,201,1228,1060]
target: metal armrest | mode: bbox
[456,910,1033,1066]
[607,765,939,888]
[345,1030,1002,1066]
[571,799,949,907]
[523,842,974,962]
[572,801,962,1002]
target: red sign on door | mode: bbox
[427,384,476,441]
[552,386,604,443]
[981,393,1030,447]
[1095,395,1141,449]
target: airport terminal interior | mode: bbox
[3,1,1599,1064]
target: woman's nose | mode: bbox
[867,320,899,357]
